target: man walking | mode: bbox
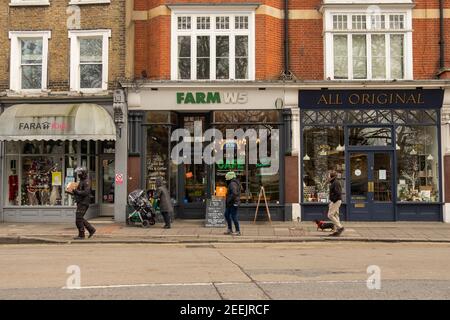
[224,171,241,236]
[328,170,344,236]
[154,178,173,229]
[72,167,96,240]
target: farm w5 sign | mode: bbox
[176,91,248,104]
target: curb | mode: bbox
[1,236,450,245]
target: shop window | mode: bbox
[303,127,346,203]
[69,30,111,92]
[325,9,412,80]
[213,111,280,204]
[214,110,280,123]
[9,31,51,92]
[348,127,392,146]
[145,126,171,193]
[144,112,178,202]
[4,141,100,207]
[396,126,439,202]
[172,10,255,80]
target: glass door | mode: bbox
[99,155,115,216]
[348,151,394,221]
[178,114,211,218]
[349,152,370,219]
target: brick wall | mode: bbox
[0,0,126,93]
[132,0,450,81]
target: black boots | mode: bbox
[88,228,96,238]
[162,212,171,229]
[73,228,96,240]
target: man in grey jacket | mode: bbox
[154,179,173,229]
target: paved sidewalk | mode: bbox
[1,218,450,244]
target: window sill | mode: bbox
[69,89,110,96]
[9,1,50,6]
[68,0,111,4]
[6,89,50,97]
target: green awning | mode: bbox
[0,103,116,141]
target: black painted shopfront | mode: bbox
[300,89,444,221]
[128,110,287,221]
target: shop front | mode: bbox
[299,89,444,221]
[0,103,117,222]
[126,85,292,221]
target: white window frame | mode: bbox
[9,31,51,92]
[69,29,111,93]
[68,0,111,5]
[9,0,50,6]
[170,6,256,81]
[323,7,413,80]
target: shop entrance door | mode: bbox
[178,114,211,219]
[348,151,394,221]
[99,155,115,216]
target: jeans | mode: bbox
[224,206,240,232]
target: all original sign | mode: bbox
[299,89,444,109]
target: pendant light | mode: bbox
[303,129,310,161]
[410,148,417,155]
[427,154,434,161]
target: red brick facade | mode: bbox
[132,0,450,81]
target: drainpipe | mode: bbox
[281,0,295,80]
[284,0,289,75]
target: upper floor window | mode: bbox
[9,0,50,6]
[9,31,51,92]
[68,0,111,4]
[69,30,111,92]
[171,10,255,81]
[324,9,413,80]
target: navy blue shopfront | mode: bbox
[299,89,444,221]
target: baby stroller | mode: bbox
[127,189,156,227]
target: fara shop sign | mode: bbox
[299,89,444,109]
[177,91,248,104]
[18,121,69,131]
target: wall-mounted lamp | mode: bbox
[113,89,126,138]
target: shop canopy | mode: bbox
[0,103,116,141]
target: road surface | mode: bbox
[0,242,449,299]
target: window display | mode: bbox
[213,111,281,204]
[303,126,346,203]
[4,140,99,206]
[396,126,439,202]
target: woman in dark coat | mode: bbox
[154,179,174,229]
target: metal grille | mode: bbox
[301,109,438,125]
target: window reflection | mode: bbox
[303,126,346,203]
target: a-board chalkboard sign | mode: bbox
[205,196,226,227]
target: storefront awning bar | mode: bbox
[0,103,116,142]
